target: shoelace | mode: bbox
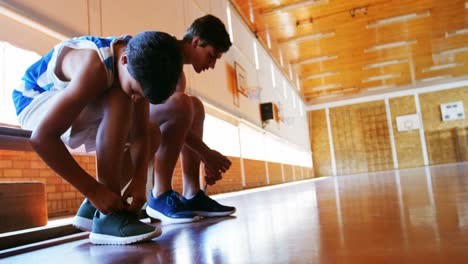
[166,192,184,209]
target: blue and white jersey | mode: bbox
[12,35,131,116]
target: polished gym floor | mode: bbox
[2,162,468,263]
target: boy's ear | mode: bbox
[192,36,200,47]
[120,51,129,65]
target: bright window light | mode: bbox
[203,114,240,157]
[253,41,259,70]
[226,6,234,43]
[0,41,40,126]
[271,63,276,88]
[239,123,265,161]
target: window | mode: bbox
[203,114,240,157]
[0,41,40,126]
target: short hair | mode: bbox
[182,14,232,53]
[126,31,183,104]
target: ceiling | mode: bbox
[229,0,468,106]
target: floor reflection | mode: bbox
[3,162,468,263]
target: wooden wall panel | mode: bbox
[243,158,267,189]
[330,100,392,175]
[283,164,294,182]
[419,87,468,164]
[456,127,468,161]
[294,166,303,180]
[267,162,283,185]
[419,87,468,131]
[309,110,333,177]
[389,96,424,168]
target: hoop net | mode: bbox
[245,86,262,101]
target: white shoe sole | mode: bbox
[194,208,236,217]
[72,216,93,231]
[89,227,162,245]
[146,206,200,224]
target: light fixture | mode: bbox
[366,85,395,91]
[316,93,339,99]
[279,31,335,45]
[279,48,284,67]
[420,75,452,82]
[301,71,339,81]
[266,30,272,49]
[296,17,314,27]
[446,28,468,38]
[309,83,341,92]
[362,73,401,83]
[422,62,464,72]
[261,0,326,15]
[363,59,408,69]
[249,2,255,23]
[365,40,417,52]
[367,10,430,28]
[466,2,468,9]
[349,6,368,18]
[438,47,468,56]
[293,55,338,65]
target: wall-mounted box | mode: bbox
[396,114,420,132]
[440,101,465,121]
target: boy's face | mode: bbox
[191,37,223,73]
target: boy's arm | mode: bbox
[184,132,231,183]
[175,71,231,182]
[30,50,124,214]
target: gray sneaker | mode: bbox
[72,198,96,231]
[89,211,161,245]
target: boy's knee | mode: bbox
[166,93,194,125]
[190,96,205,120]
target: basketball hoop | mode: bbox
[245,86,262,101]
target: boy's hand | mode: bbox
[204,166,222,186]
[122,180,147,214]
[88,183,126,214]
[201,149,231,176]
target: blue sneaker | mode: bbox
[146,190,200,224]
[72,198,96,231]
[180,190,236,217]
[89,211,161,245]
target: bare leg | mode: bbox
[181,96,205,198]
[149,92,193,197]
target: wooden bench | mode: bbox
[0,126,48,233]
[0,126,33,151]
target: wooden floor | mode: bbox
[2,162,468,263]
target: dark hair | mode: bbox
[182,14,232,53]
[126,31,183,104]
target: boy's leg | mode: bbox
[73,88,160,244]
[180,96,204,198]
[146,92,199,224]
[179,96,235,217]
